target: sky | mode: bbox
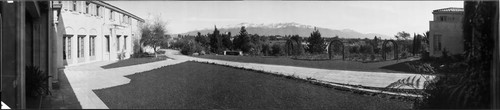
[107,1,463,36]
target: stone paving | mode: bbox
[61,49,434,109]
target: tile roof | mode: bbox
[433,7,464,12]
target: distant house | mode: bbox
[429,7,464,57]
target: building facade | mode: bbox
[429,7,464,57]
[1,1,54,109]
[54,1,144,67]
[52,1,144,86]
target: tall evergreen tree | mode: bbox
[222,32,232,50]
[209,26,223,53]
[307,27,325,54]
[233,26,251,52]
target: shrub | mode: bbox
[261,44,271,56]
[271,44,285,56]
[26,65,50,97]
[180,42,204,55]
[370,54,376,61]
[131,52,152,58]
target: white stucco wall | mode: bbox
[58,1,142,67]
[429,12,464,57]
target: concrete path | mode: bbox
[163,49,435,89]
[63,49,433,109]
[63,56,186,109]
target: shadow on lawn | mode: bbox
[101,56,171,69]
[379,60,420,74]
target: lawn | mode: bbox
[100,56,170,69]
[93,61,412,109]
[195,55,419,74]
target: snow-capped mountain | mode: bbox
[181,22,391,39]
[221,22,314,29]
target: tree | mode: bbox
[307,27,326,54]
[140,16,168,57]
[421,31,430,52]
[209,26,223,53]
[412,33,423,55]
[233,26,252,53]
[372,36,381,54]
[160,35,172,49]
[271,44,285,56]
[195,32,209,47]
[222,32,232,50]
[395,31,411,40]
[290,35,302,42]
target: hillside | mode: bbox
[180,22,392,39]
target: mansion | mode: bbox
[54,1,144,67]
[0,1,144,108]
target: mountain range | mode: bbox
[179,22,392,39]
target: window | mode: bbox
[85,2,90,14]
[77,35,85,58]
[117,35,121,51]
[63,36,66,59]
[63,35,72,59]
[124,36,128,50]
[110,10,114,20]
[89,35,96,56]
[440,16,447,22]
[123,15,126,23]
[105,35,110,52]
[434,34,442,51]
[72,1,77,11]
[438,36,442,51]
[96,6,100,16]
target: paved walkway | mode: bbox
[63,49,434,109]
[63,56,185,109]
[164,49,435,89]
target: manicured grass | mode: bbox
[93,61,412,109]
[101,56,169,69]
[195,55,419,73]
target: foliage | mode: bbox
[26,65,51,97]
[261,44,271,56]
[131,52,152,58]
[395,31,411,40]
[349,45,359,54]
[271,44,285,56]
[306,28,326,54]
[286,35,305,56]
[133,38,143,53]
[424,1,496,108]
[371,36,381,54]
[195,32,210,47]
[391,2,497,109]
[233,26,252,53]
[180,42,204,55]
[222,32,232,50]
[441,48,449,59]
[208,26,224,53]
[140,16,168,57]
[421,31,430,53]
[413,33,423,55]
